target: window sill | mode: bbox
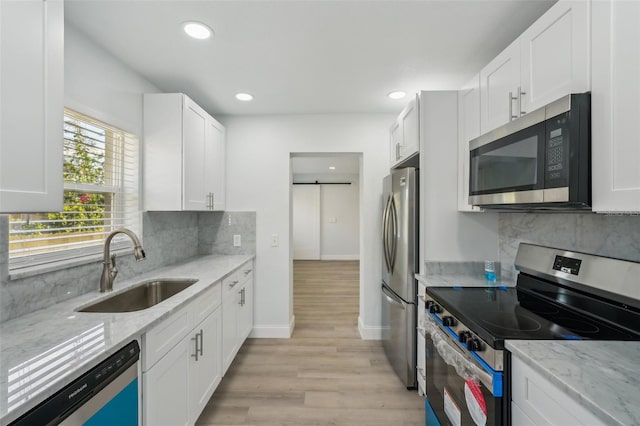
[9,248,134,281]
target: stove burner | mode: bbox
[554,317,600,334]
[481,313,542,332]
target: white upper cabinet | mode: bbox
[390,94,419,169]
[520,0,590,114]
[591,0,640,212]
[143,93,226,211]
[480,40,521,133]
[0,0,64,213]
[458,75,482,212]
[480,0,591,134]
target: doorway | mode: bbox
[289,153,362,334]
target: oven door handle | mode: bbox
[427,318,495,394]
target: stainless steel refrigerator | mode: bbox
[381,167,418,389]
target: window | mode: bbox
[8,108,140,269]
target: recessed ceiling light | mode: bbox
[387,91,406,100]
[235,93,254,101]
[329,166,336,170]
[183,21,213,40]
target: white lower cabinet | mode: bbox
[416,281,426,396]
[142,282,223,426]
[222,261,254,374]
[511,354,605,426]
[189,307,222,421]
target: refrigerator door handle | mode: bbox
[382,195,392,271]
[389,196,398,272]
[382,285,406,309]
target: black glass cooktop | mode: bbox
[428,275,640,350]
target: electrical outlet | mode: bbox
[233,234,241,247]
[271,234,279,247]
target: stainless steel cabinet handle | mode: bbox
[518,86,527,116]
[199,329,204,356]
[211,192,214,210]
[191,334,199,361]
[229,280,239,288]
[509,91,518,121]
[395,142,400,160]
[238,288,244,306]
[244,269,252,275]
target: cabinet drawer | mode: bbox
[222,261,253,294]
[143,304,191,371]
[190,283,222,330]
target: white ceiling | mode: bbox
[64,0,556,116]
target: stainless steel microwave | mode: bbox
[469,93,591,209]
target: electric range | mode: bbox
[423,243,640,426]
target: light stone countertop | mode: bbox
[506,340,640,426]
[0,254,254,425]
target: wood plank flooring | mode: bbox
[196,260,425,426]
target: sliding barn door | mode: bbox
[292,185,320,260]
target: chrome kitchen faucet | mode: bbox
[100,228,146,292]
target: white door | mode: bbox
[189,308,222,423]
[520,0,590,114]
[292,185,321,260]
[480,40,521,133]
[182,96,207,210]
[591,0,640,212]
[0,0,63,213]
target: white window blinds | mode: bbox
[8,108,140,269]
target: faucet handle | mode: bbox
[110,254,119,281]
[110,254,117,268]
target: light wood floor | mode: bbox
[196,260,425,426]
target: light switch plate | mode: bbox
[271,234,279,247]
[233,234,241,247]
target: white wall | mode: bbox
[419,91,499,265]
[223,114,392,338]
[64,24,159,136]
[320,179,359,260]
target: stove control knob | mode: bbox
[425,300,435,310]
[459,331,472,344]
[442,316,456,327]
[429,303,442,314]
[467,338,483,352]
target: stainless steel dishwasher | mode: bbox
[10,341,140,426]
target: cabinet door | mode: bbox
[143,336,190,426]
[237,279,253,342]
[520,0,590,114]
[189,307,222,423]
[205,117,226,211]
[389,120,403,167]
[591,0,640,212]
[480,40,521,133]
[182,96,208,211]
[390,95,419,168]
[457,75,482,212]
[0,0,63,213]
[222,288,240,374]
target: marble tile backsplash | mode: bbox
[0,211,255,322]
[198,211,256,256]
[499,213,640,279]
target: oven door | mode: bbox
[425,318,503,426]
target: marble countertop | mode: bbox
[0,254,254,425]
[506,340,640,426]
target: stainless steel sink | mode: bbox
[78,279,198,313]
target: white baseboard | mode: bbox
[249,315,295,338]
[319,254,360,261]
[358,316,382,340]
